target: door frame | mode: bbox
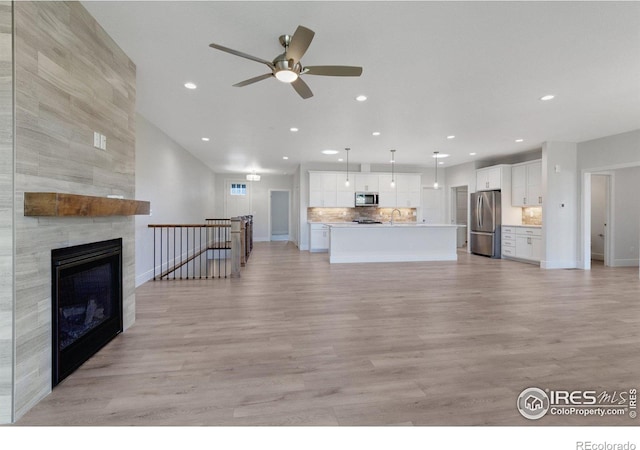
[268,189,291,241]
[581,170,619,270]
[449,185,470,250]
[588,173,613,266]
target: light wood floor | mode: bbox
[15,242,640,426]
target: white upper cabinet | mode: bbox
[511,160,543,206]
[378,174,395,207]
[526,161,543,206]
[336,172,355,207]
[310,171,420,208]
[476,166,503,191]
[309,172,338,207]
[354,173,379,192]
[511,164,527,206]
[378,173,421,208]
[396,173,421,207]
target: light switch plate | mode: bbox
[93,132,101,148]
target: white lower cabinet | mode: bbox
[309,223,330,252]
[502,227,516,258]
[502,226,541,263]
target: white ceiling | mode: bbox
[82,1,640,175]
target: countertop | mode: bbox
[503,224,542,228]
[327,223,459,228]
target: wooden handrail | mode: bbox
[148,224,230,228]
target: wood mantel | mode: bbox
[24,192,150,217]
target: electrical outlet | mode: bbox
[93,132,101,148]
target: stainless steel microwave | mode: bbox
[355,192,379,207]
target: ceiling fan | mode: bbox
[209,25,363,99]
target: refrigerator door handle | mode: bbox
[479,194,483,229]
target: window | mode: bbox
[230,183,247,196]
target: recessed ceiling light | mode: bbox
[184,82,197,89]
[469,152,477,156]
[355,95,367,102]
[432,153,450,158]
[439,162,445,165]
[290,127,299,132]
[322,149,339,155]
[515,138,524,143]
[447,135,455,140]
[283,156,289,160]
[540,94,555,101]
[201,137,210,142]
[372,131,381,136]
[338,158,343,162]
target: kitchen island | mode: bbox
[327,223,459,263]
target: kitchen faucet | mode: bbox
[391,208,401,225]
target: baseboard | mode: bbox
[591,252,604,261]
[540,260,579,269]
[613,258,640,267]
[136,268,154,287]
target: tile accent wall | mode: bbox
[0,1,13,424]
[11,2,136,421]
[308,207,417,223]
[522,207,543,226]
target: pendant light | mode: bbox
[433,151,439,189]
[345,147,350,187]
[390,149,396,188]
[246,170,260,181]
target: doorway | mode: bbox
[590,174,609,264]
[582,171,615,270]
[270,190,290,241]
[450,186,469,248]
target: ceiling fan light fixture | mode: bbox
[275,69,298,83]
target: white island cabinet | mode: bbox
[327,223,458,263]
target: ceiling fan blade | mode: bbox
[209,43,274,68]
[304,66,363,77]
[286,26,315,62]
[291,77,313,99]
[233,73,273,87]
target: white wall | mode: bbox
[214,174,294,242]
[578,129,640,171]
[577,129,640,273]
[541,142,579,269]
[135,114,217,286]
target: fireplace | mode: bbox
[51,238,123,386]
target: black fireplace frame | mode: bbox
[51,238,123,386]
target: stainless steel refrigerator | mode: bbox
[470,190,501,258]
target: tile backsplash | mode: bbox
[522,207,543,225]
[308,207,417,223]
